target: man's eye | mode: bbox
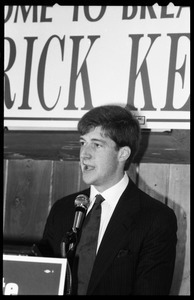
[94,143,102,148]
[79,141,85,146]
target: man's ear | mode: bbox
[118,146,131,162]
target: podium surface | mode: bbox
[3,254,67,295]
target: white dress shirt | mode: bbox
[88,172,129,252]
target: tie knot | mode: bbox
[95,194,104,205]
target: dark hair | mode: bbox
[78,105,141,170]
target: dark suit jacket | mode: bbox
[37,177,177,295]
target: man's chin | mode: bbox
[82,173,95,185]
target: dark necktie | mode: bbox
[75,194,104,295]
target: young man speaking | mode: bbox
[37,105,177,295]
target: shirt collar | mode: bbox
[89,172,129,208]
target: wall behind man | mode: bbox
[3,129,190,295]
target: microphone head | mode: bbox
[74,194,90,210]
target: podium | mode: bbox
[3,254,67,295]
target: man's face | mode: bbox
[79,126,124,192]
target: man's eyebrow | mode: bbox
[79,137,107,144]
[79,136,86,141]
[91,138,106,143]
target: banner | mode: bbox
[4,5,190,130]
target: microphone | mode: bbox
[72,194,90,232]
[61,194,89,257]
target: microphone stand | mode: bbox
[60,229,78,295]
[61,194,89,295]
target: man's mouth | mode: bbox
[82,164,95,171]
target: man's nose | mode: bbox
[80,144,92,159]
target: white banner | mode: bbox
[4,5,190,130]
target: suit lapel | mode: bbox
[87,179,141,294]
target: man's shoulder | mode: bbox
[127,178,176,217]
